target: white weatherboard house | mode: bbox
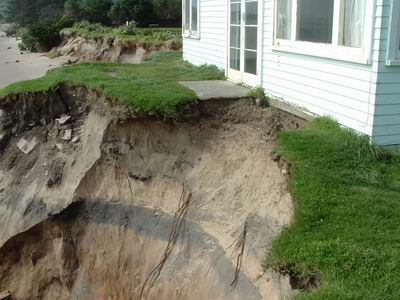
[182,0,400,147]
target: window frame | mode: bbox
[387,0,400,66]
[273,0,374,64]
[183,0,200,39]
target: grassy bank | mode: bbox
[62,21,182,45]
[266,118,400,299]
[0,51,224,116]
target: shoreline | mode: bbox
[0,30,69,89]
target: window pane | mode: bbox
[276,0,292,39]
[339,0,365,48]
[231,3,241,25]
[245,51,257,74]
[191,0,198,32]
[230,26,241,48]
[245,1,258,25]
[184,0,190,30]
[230,48,240,70]
[297,0,334,43]
[245,27,257,50]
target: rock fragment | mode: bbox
[62,130,72,141]
[0,290,11,300]
[56,115,71,125]
[17,137,38,154]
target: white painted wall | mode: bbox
[182,0,227,69]
[182,0,400,145]
[261,0,380,137]
[372,0,400,146]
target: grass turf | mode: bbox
[62,22,182,45]
[265,118,400,299]
[0,51,224,117]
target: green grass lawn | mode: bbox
[266,118,400,299]
[0,51,224,117]
[62,21,182,45]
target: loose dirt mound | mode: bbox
[0,87,304,299]
[53,33,182,63]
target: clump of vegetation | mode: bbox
[19,17,74,51]
[248,86,269,107]
[0,51,224,117]
[115,20,139,35]
[65,21,181,44]
[265,117,400,299]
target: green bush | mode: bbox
[115,20,139,35]
[19,17,74,52]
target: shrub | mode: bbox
[115,20,139,35]
[18,18,72,52]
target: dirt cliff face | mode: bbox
[0,87,304,299]
[53,34,182,64]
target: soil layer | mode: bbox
[0,86,304,299]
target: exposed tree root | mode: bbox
[231,217,249,287]
[139,185,192,300]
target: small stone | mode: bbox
[56,143,64,151]
[62,129,72,141]
[0,290,12,300]
[7,47,11,49]
[17,137,38,154]
[40,118,47,126]
[281,169,287,175]
[154,212,159,217]
[71,136,80,143]
[15,60,20,63]
[255,98,262,107]
[55,115,71,125]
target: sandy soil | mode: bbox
[0,85,306,299]
[0,31,69,89]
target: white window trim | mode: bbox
[272,0,374,65]
[386,0,400,66]
[182,0,200,39]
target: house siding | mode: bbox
[182,0,227,69]
[373,0,400,146]
[182,0,400,145]
[261,0,381,137]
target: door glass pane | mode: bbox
[230,26,241,48]
[231,3,241,25]
[245,27,257,50]
[245,1,258,25]
[297,0,334,43]
[191,0,198,32]
[230,48,241,70]
[245,51,257,75]
[276,0,292,39]
[339,0,365,48]
[184,0,190,30]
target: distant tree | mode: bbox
[108,0,155,26]
[82,0,113,24]
[64,0,81,20]
[5,0,66,25]
[152,0,181,24]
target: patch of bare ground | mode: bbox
[0,86,305,299]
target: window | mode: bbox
[274,0,372,63]
[387,0,400,65]
[183,0,199,38]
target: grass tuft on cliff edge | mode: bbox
[266,117,400,299]
[0,51,224,117]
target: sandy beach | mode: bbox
[0,29,68,89]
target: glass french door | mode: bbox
[228,0,259,86]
